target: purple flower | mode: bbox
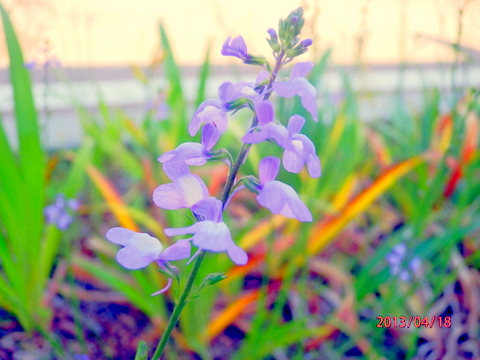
[189,81,261,136]
[153,166,209,210]
[242,115,321,178]
[219,81,261,106]
[44,194,79,230]
[106,227,191,295]
[221,36,248,61]
[106,227,191,270]
[189,99,228,136]
[164,197,248,265]
[272,61,318,121]
[159,124,220,167]
[147,92,170,121]
[255,157,312,222]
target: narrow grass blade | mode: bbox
[308,156,423,255]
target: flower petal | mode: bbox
[162,161,191,181]
[258,156,280,185]
[282,148,305,174]
[189,99,226,136]
[273,78,317,122]
[115,233,163,269]
[164,223,199,237]
[306,153,321,178]
[116,246,157,269]
[159,142,206,168]
[191,221,233,252]
[153,174,208,210]
[287,115,305,135]
[191,197,223,222]
[151,278,173,296]
[221,36,248,60]
[290,61,314,79]
[159,240,191,261]
[226,244,248,265]
[106,227,136,246]
[257,181,312,222]
[256,70,270,84]
[242,123,289,147]
[255,100,274,125]
[202,123,220,152]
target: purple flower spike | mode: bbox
[153,170,209,210]
[256,157,312,222]
[165,197,248,265]
[221,36,248,61]
[273,61,318,122]
[106,227,191,270]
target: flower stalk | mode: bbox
[106,7,320,359]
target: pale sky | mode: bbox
[1,0,479,67]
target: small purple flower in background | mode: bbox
[106,227,191,295]
[164,197,248,265]
[255,157,312,222]
[243,114,321,178]
[386,243,422,282]
[147,92,170,121]
[221,36,249,61]
[272,61,318,122]
[44,194,79,230]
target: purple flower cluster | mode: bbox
[45,194,79,230]
[106,8,320,296]
[386,243,422,282]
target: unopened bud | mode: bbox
[267,28,278,40]
[242,175,261,194]
[300,38,313,47]
[225,97,251,111]
[204,272,227,285]
[244,54,267,66]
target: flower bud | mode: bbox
[204,272,228,286]
[225,97,251,111]
[300,38,313,47]
[242,175,261,194]
[244,54,267,66]
[267,28,278,40]
[277,8,306,50]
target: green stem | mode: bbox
[151,250,206,360]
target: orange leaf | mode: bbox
[308,156,422,255]
[331,175,357,212]
[205,290,260,341]
[461,112,478,164]
[86,165,139,231]
[434,113,453,156]
[367,129,392,168]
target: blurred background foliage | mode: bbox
[1,1,479,359]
